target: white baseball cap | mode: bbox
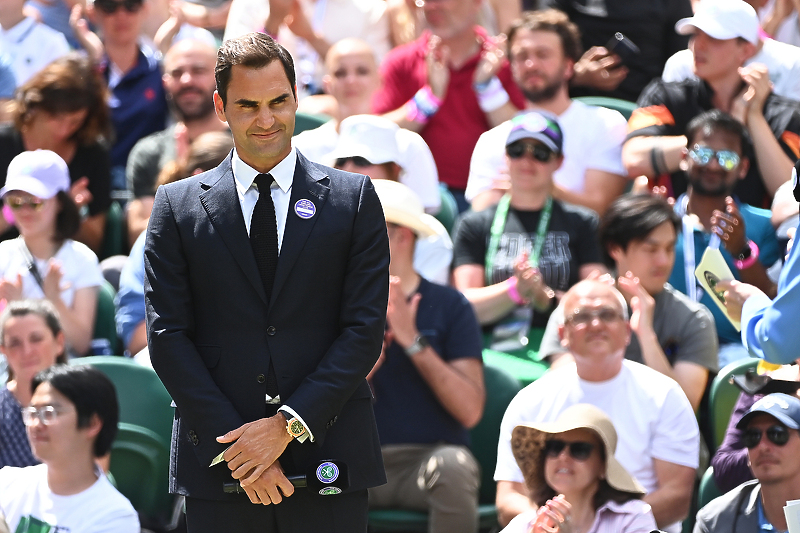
[1,150,71,199]
[327,115,402,166]
[373,180,446,239]
[675,0,759,45]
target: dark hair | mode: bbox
[11,52,112,146]
[599,194,680,267]
[32,365,119,457]
[685,109,751,154]
[507,10,583,63]
[0,299,67,382]
[53,191,81,243]
[156,131,234,189]
[215,32,296,107]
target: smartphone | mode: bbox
[605,32,641,64]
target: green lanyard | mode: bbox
[484,194,553,286]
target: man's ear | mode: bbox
[558,323,569,348]
[738,157,750,180]
[608,244,624,264]
[83,413,103,440]
[678,147,689,172]
[213,91,226,123]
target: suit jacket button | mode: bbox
[266,326,276,336]
[257,374,266,384]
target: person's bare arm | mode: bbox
[48,284,98,356]
[127,322,148,355]
[622,135,687,179]
[496,480,535,527]
[452,264,517,325]
[473,36,519,128]
[644,459,695,528]
[551,170,628,215]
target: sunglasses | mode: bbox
[335,156,374,168]
[688,145,741,171]
[506,141,556,162]
[94,0,144,14]
[544,439,595,461]
[5,196,45,211]
[565,307,624,328]
[743,424,793,449]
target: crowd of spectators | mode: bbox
[3,0,800,531]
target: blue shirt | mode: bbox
[0,53,15,99]
[115,231,145,352]
[669,197,779,345]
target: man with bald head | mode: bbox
[125,38,230,246]
[494,279,700,532]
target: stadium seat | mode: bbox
[708,358,759,450]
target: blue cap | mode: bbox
[736,393,800,430]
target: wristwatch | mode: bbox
[281,412,307,439]
[404,335,430,357]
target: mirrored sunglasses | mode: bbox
[688,145,741,171]
[5,196,45,211]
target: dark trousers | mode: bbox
[185,488,368,533]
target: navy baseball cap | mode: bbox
[505,111,563,155]
[736,393,800,430]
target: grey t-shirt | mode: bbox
[126,125,177,199]
[539,282,719,371]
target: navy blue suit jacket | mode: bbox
[144,151,388,501]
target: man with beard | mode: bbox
[668,109,778,368]
[465,9,629,215]
[125,38,229,246]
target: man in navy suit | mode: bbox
[144,33,389,532]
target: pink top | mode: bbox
[501,499,657,533]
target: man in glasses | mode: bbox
[494,279,699,532]
[668,109,779,369]
[622,0,800,210]
[694,393,800,533]
[0,365,139,532]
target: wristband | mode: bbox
[473,76,509,112]
[506,277,527,305]
[405,85,442,124]
[734,240,760,270]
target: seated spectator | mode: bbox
[760,0,800,47]
[667,110,778,368]
[695,393,800,533]
[223,0,391,98]
[367,179,485,533]
[125,37,228,247]
[495,279,699,532]
[372,0,524,210]
[502,404,656,533]
[622,0,800,209]
[0,151,103,356]
[74,0,169,200]
[0,364,139,533]
[0,52,113,253]
[538,194,718,411]
[662,1,800,102]
[0,0,69,86]
[539,0,692,102]
[466,10,629,215]
[452,113,605,353]
[116,131,234,359]
[0,300,67,469]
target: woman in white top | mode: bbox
[0,150,103,356]
[503,404,656,533]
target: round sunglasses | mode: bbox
[544,439,595,461]
[688,144,741,171]
[743,424,794,449]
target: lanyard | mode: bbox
[677,195,720,302]
[484,194,553,286]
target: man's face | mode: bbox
[690,30,753,83]
[559,283,631,362]
[26,382,96,464]
[509,29,572,104]
[685,128,747,197]
[213,62,298,173]
[746,414,800,486]
[421,0,479,41]
[323,49,380,109]
[609,221,677,295]
[163,44,218,122]
[90,0,146,47]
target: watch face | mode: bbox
[289,419,305,436]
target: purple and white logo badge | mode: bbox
[294,199,316,219]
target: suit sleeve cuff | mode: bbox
[278,406,314,443]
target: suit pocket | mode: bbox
[196,344,221,369]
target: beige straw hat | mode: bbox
[511,404,645,496]
[372,180,446,239]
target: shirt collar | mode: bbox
[0,17,35,41]
[232,147,297,194]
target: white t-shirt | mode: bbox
[0,239,104,307]
[0,464,139,533]
[0,17,70,86]
[464,100,628,202]
[661,39,800,101]
[495,360,699,533]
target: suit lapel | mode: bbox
[271,152,330,306]
[198,154,268,305]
